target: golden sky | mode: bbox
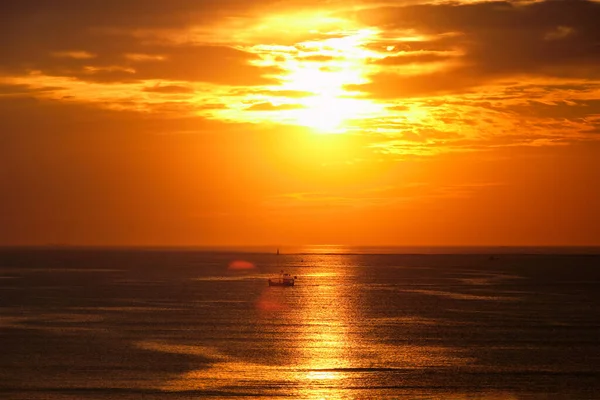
[1,0,600,246]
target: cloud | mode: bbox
[2,0,600,155]
[351,0,600,98]
[2,40,283,85]
[544,25,576,41]
[51,51,97,59]
[374,51,455,66]
[347,69,482,98]
[0,2,285,86]
[0,97,259,149]
[142,84,195,94]
[246,102,305,111]
[0,83,65,96]
[502,99,600,120]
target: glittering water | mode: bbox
[1,248,599,399]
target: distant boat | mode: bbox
[268,270,295,287]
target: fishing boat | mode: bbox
[268,270,295,287]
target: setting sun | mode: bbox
[225,24,385,133]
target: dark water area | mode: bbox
[1,248,599,399]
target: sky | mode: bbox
[1,0,600,247]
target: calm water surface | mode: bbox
[1,248,599,399]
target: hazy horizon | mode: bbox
[3,244,600,255]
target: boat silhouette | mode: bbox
[268,270,295,286]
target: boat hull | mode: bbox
[268,279,294,287]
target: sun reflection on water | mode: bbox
[149,254,476,398]
[305,370,343,381]
[291,256,354,398]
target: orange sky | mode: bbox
[1,0,600,246]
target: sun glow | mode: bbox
[222,24,386,133]
[280,29,381,133]
[305,370,343,381]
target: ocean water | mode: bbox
[1,248,599,399]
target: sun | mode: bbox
[295,93,381,134]
[282,66,366,133]
[211,19,385,133]
[279,34,382,133]
[297,95,350,133]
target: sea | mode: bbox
[1,246,599,399]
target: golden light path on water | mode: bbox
[150,257,355,397]
[292,260,352,399]
[148,254,480,398]
[290,255,464,398]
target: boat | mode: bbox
[268,270,295,287]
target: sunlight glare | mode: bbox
[306,370,342,380]
[278,28,381,133]
[227,22,385,134]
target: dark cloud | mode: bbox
[0,83,65,95]
[353,0,600,98]
[1,35,283,85]
[364,35,460,54]
[502,99,600,121]
[0,0,349,30]
[581,124,600,134]
[347,68,483,98]
[0,1,258,30]
[375,52,454,66]
[0,1,284,85]
[127,45,282,86]
[0,97,243,145]
[143,84,195,94]
[222,88,313,98]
